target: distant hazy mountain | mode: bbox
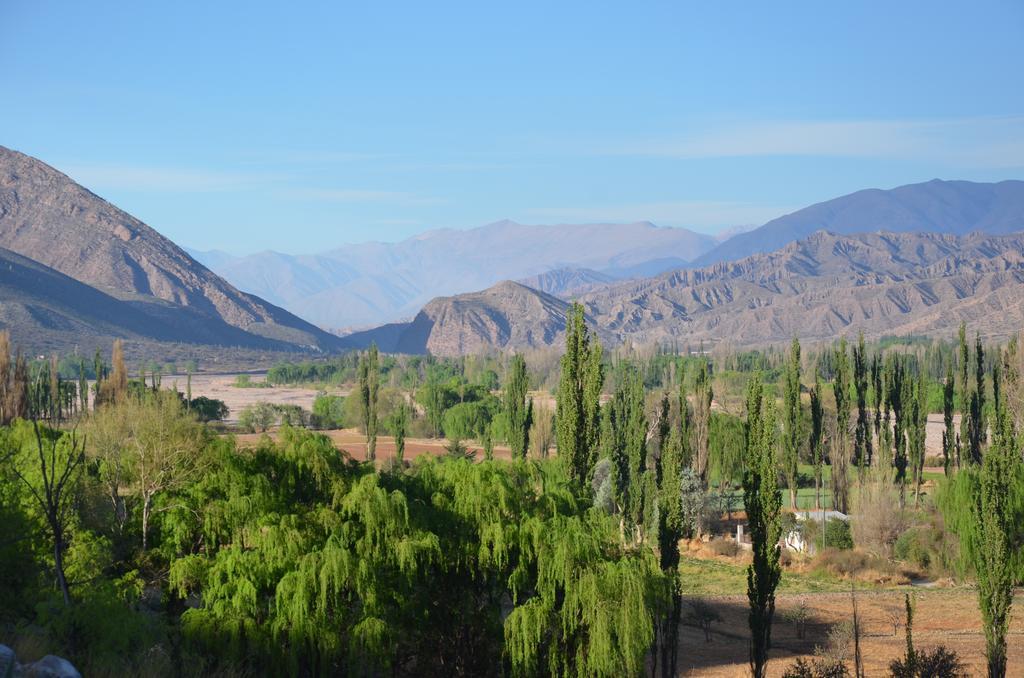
[0,146,345,354]
[194,220,718,329]
[693,179,1024,266]
[517,267,615,298]
[357,231,1024,356]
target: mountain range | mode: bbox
[195,179,1024,332]
[0,145,345,356]
[350,230,1024,356]
[188,220,719,330]
[3,143,1023,360]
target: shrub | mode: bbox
[889,646,967,677]
[851,468,907,555]
[804,518,853,551]
[708,537,739,557]
[238,402,277,432]
[312,393,345,429]
[783,658,850,678]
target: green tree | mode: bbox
[503,353,533,459]
[743,374,782,678]
[942,362,956,476]
[972,394,1018,677]
[832,339,851,514]
[852,333,872,468]
[359,343,380,461]
[908,370,928,507]
[388,400,408,463]
[556,303,604,485]
[782,338,802,509]
[809,370,825,511]
[691,360,714,501]
[9,421,85,605]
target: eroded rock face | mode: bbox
[0,145,344,353]
[0,645,82,678]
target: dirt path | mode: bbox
[676,589,1023,676]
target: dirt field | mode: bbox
[676,589,1024,677]
[233,428,516,461]
[167,372,347,423]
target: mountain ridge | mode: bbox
[0,145,346,354]
[353,230,1024,356]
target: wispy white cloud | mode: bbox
[611,115,1024,167]
[58,163,285,192]
[523,200,794,233]
[278,187,447,206]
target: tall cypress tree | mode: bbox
[782,338,802,509]
[871,352,883,446]
[972,390,1018,678]
[691,360,713,494]
[832,339,851,514]
[852,333,872,467]
[556,303,604,485]
[743,374,781,678]
[942,362,956,476]
[958,322,970,464]
[908,369,927,506]
[503,353,533,460]
[809,370,824,510]
[359,343,380,461]
[966,333,986,465]
[889,355,908,506]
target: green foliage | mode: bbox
[783,338,802,508]
[358,343,380,460]
[503,353,532,459]
[743,375,783,678]
[311,392,345,428]
[556,302,604,485]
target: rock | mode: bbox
[20,655,81,678]
[0,645,16,676]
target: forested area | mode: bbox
[1,311,1023,677]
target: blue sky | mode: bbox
[2,1,1023,254]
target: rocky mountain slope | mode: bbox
[192,220,718,329]
[346,281,612,355]
[516,267,615,298]
[358,231,1024,355]
[0,146,345,353]
[694,179,1024,266]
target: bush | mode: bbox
[708,537,739,557]
[312,393,345,429]
[238,402,277,432]
[783,658,850,678]
[188,396,229,422]
[889,646,967,677]
[803,518,853,551]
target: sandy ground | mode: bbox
[166,373,348,423]
[233,428,516,461]
[184,374,958,461]
[675,589,1024,677]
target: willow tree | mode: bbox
[357,343,381,461]
[782,338,801,509]
[743,375,782,678]
[556,303,604,485]
[503,353,533,460]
